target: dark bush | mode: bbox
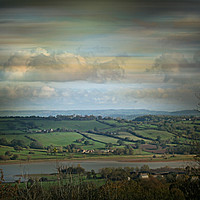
[5,151,12,156]
[30,141,43,149]
[0,155,9,160]
[0,138,9,146]
[11,139,26,147]
[10,154,19,160]
[14,145,23,152]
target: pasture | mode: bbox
[0,115,200,162]
[135,130,174,140]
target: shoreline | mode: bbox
[0,155,195,165]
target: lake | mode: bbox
[0,160,195,182]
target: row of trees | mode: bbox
[0,137,43,149]
[168,142,200,155]
[0,153,19,160]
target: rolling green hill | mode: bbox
[0,115,200,161]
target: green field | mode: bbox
[100,120,131,127]
[0,115,200,162]
[0,119,110,134]
[29,120,110,131]
[0,134,31,145]
[31,132,105,150]
[86,132,119,144]
[135,130,174,140]
[30,132,82,146]
[117,131,150,142]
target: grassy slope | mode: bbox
[135,130,174,140]
[85,132,119,144]
[30,132,82,146]
[117,131,150,142]
[0,119,111,134]
[0,117,199,163]
[29,120,110,131]
[0,134,31,145]
[30,132,105,149]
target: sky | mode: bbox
[0,0,199,111]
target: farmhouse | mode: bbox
[139,173,149,179]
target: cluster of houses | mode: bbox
[137,170,199,181]
[34,128,74,133]
[81,149,94,154]
[75,149,114,154]
[35,129,54,133]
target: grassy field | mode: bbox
[17,174,106,189]
[117,131,150,142]
[101,127,122,132]
[30,132,82,146]
[100,120,131,127]
[0,134,31,145]
[0,119,29,134]
[0,116,200,163]
[29,120,110,131]
[31,132,106,150]
[85,132,119,144]
[135,130,174,140]
[0,119,110,134]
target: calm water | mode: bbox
[0,160,195,182]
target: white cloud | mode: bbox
[1,48,124,82]
[122,87,192,99]
[0,84,57,99]
[33,86,57,98]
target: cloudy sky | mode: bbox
[0,0,199,111]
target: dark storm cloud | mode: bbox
[0,0,199,56]
[148,52,200,82]
[194,51,200,64]
[0,0,70,8]
[165,33,200,45]
[1,0,200,15]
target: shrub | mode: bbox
[0,138,9,146]
[14,145,23,152]
[10,154,19,160]
[11,139,26,147]
[30,141,43,149]
[0,155,9,160]
[5,151,12,156]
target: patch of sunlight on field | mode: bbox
[30,132,82,146]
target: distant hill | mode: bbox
[0,109,199,119]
